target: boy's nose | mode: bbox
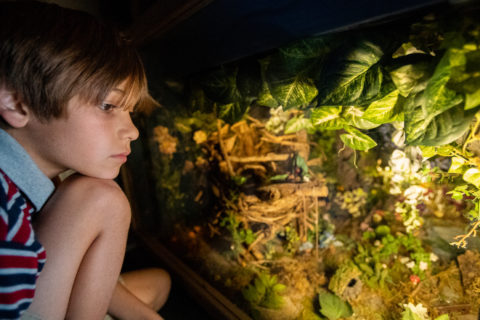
[122,113,139,141]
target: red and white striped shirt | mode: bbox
[0,170,46,318]
[0,129,54,318]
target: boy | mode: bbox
[0,1,169,319]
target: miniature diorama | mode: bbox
[128,3,480,319]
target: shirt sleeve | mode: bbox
[0,171,46,319]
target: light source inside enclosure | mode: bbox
[126,1,480,319]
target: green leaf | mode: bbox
[434,315,450,320]
[319,41,384,105]
[392,42,426,58]
[284,115,315,134]
[270,174,289,181]
[340,127,377,151]
[343,106,380,129]
[272,283,286,293]
[424,49,465,114]
[435,145,456,156]
[257,58,279,107]
[419,146,436,158]
[465,88,480,110]
[276,37,329,74]
[404,94,474,146]
[200,66,241,104]
[390,63,430,97]
[318,292,353,320]
[463,168,480,188]
[217,102,248,124]
[268,74,318,109]
[363,90,403,124]
[311,106,346,130]
[449,156,467,174]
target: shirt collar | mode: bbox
[0,128,54,211]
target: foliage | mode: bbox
[401,303,449,320]
[334,188,368,217]
[242,272,286,309]
[185,9,480,243]
[220,211,256,254]
[354,226,431,287]
[318,292,353,320]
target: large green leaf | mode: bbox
[404,93,474,146]
[199,66,241,104]
[340,127,377,151]
[389,63,431,97]
[363,90,404,124]
[319,41,384,105]
[270,75,318,109]
[266,66,318,109]
[318,292,353,320]
[217,102,248,124]
[463,168,480,188]
[284,115,315,134]
[311,106,346,130]
[276,37,329,75]
[343,106,380,129]
[257,57,279,107]
[424,49,465,114]
[404,49,472,146]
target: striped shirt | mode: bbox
[0,129,54,318]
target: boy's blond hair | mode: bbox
[0,1,151,121]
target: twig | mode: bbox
[450,219,480,248]
[217,119,235,177]
[229,154,290,163]
[315,193,319,259]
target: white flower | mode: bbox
[392,130,406,148]
[403,303,429,320]
[406,261,415,269]
[419,261,428,271]
[430,253,439,262]
[404,186,426,201]
[399,257,410,264]
[390,150,411,173]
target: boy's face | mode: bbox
[21,82,139,179]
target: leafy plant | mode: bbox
[355,226,431,287]
[220,212,256,253]
[242,272,286,309]
[318,292,353,320]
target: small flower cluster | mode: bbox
[376,124,431,232]
[399,252,438,281]
[334,188,368,218]
[265,106,290,134]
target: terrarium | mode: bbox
[126,2,480,319]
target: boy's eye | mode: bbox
[100,103,118,111]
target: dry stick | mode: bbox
[315,193,319,259]
[229,154,290,163]
[217,119,235,177]
[246,115,265,127]
[303,195,307,241]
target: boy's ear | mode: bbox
[0,88,30,128]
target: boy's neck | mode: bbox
[4,127,64,179]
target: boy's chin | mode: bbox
[77,168,121,181]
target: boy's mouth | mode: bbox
[111,152,130,162]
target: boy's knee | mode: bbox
[50,174,132,226]
[148,268,171,310]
